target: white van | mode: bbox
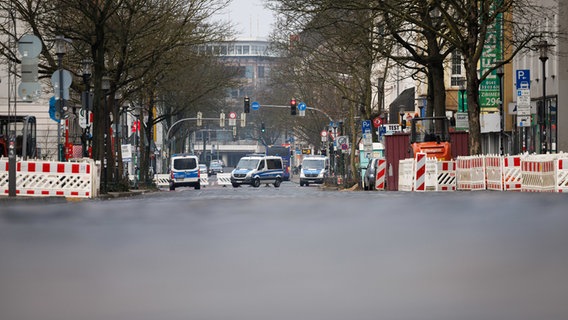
[169,154,200,190]
[299,155,330,186]
[231,155,284,187]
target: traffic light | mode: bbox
[244,96,250,113]
[290,98,297,115]
[261,122,266,133]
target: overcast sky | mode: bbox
[219,0,275,39]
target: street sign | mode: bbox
[515,70,530,90]
[373,116,382,128]
[298,102,307,111]
[251,101,260,111]
[362,120,371,133]
[516,69,531,127]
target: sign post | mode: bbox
[516,69,531,152]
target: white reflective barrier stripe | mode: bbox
[216,173,232,186]
[200,176,209,186]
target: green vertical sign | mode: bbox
[479,7,503,111]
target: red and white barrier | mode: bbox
[437,161,456,191]
[503,155,523,191]
[0,159,97,198]
[556,158,568,193]
[414,152,426,192]
[485,155,504,191]
[456,156,486,191]
[375,158,386,190]
[521,155,556,192]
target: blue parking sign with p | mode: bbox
[362,120,371,133]
[516,70,530,90]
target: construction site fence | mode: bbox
[397,153,568,193]
[0,158,100,198]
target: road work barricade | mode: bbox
[0,159,97,198]
[154,174,170,188]
[437,161,456,191]
[200,175,209,187]
[398,155,455,192]
[521,155,557,192]
[503,155,523,191]
[398,158,415,191]
[456,156,486,191]
[216,173,232,186]
[374,158,387,190]
[556,158,568,192]
[485,155,504,191]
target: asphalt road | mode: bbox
[1,184,568,320]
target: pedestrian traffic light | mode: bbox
[261,122,266,133]
[290,98,297,115]
[244,96,250,113]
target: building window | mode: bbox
[258,66,265,78]
[245,66,254,79]
[451,51,463,86]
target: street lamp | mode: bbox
[55,35,69,161]
[496,63,505,155]
[458,77,466,113]
[537,40,553,153]
[102,76,111,192]
[81,59,92,157]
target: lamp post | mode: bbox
[81,59,92,157]
[496,64,505,155]
[102,76,110,192]
[399,109,405,131]
[458,77,466,113]
[55,35,67,161]
[537,40,552,153]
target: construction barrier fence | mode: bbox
[397,153,568,193]
[0,158,98,198]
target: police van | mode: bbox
[169,153,201,191]
[231,154,284,188]
[299,155,330,186]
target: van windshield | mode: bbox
[236,158,259,170]
[302,159,325,169]
[173,158,197,170]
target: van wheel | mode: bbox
[252,177,261,188]
[232,183,240,188]
[195,184,201,190]
[300,181,304,187]
[274,177,282,188]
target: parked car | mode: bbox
[208,162,224,176]
[199,164,208,176]
[363,158,379,190]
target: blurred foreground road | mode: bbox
[1,183,568,320]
